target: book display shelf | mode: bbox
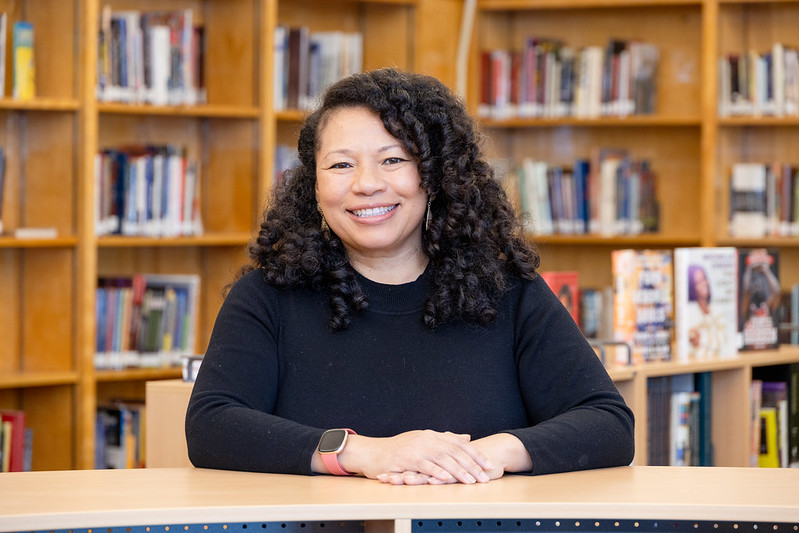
[0,0,462,471]
[468,0,799,467]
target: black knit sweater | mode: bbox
[185,267,634,475]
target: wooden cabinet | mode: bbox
[0,0,462,470]
[468,0,799,466]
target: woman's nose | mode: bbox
[352,165,386,194]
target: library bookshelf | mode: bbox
[467,0,799,466]
[0,0,462,471]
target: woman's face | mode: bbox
[315,106,427,262]
[692,268,710,301]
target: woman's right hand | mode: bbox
[334,430,494,484]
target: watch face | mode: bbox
[318,429,348,454]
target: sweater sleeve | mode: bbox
[185,270,323,474]
[504,276,635,475]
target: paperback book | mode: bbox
[612,248,674,365]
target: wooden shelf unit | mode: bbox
[468,0,799,466]
[0,0,463,471]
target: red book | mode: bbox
[540,270,579,326]
[1,409,26,472]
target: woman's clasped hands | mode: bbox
[330,430,529,485]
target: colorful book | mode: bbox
[12,21,35,100]
[539,270,579,326]
[674,247,739,361]
[737,248,781,351]
[0,410,26,472]
[612,248,673,365]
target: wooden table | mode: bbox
[1,467,797,533]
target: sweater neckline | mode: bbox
[352,266,429,314]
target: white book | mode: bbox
[273,25,287,110]
[599,156,621,236]
[674,247,739,361]
[148,25,170,106]
[729,162,767,237]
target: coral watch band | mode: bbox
[319,429,356,476]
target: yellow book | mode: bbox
[1,421,11,472]
[13,21,35,100]
[758,407,780,468]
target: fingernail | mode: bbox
[464,473,476,484]
[477,471,490,482]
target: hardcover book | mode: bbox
[674,247,739,361]
[737,248,781,351]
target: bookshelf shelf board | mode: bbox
[530,234,701,247]
[478,0,701,10]
[718,117,799,127]
[715,236,799,248]
[718,0,799,4]
[360,0,417,4]
[0,98,80,112]
[634,347,799,378]
[636,357,756,377]
[479,116,702,129]
[740,346,799,369]
[276,110,308,123]
[0,371,79,389]
[607,367,635,382]
[97,233,251,248]
[95,367,183,383]
[0,236,78,248]
[98,103,261,119]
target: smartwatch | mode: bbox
[317,428,356,475]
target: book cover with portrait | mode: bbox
[737,248,781,351]
[674,247,739,361]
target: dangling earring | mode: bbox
[317,203,329,232]
[425,196,433,232]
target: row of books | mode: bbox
[95,274,199,370]
[751,365,799,468]
[516,150,659,237]
[0,410,32,472]
[94,145,202,238]
[95,401,145,469]
[0,14,36,100]
[96,7,205,106]
[728,162,799,238]
[647,374,713,467]
[273,26,362,111]
[542,247,789,367]
[478,37,659,120]
[718,43,799,118]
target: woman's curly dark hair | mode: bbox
[245,67,540,330]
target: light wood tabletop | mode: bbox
[1,466,798,532]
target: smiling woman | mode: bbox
[185,68,635,486]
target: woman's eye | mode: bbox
[384,157,405,165]
[328,162,352,169]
